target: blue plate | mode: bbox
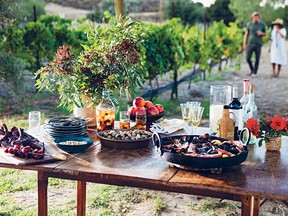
[54,137,93,154]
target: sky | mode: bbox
[192,0,216,7]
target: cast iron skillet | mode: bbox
[152,129,250,169]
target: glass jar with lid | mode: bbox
[96,89,116,131]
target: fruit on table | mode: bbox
[135,106,146,115]
[129,97,165,116]
[133,97,145,107]
[128,106,136,115]
[144,100,153,108]
[154,104,164,113]
[146,106,159,115]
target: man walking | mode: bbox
[243,12,266,76]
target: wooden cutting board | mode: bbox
[0,137,68,166]
[0,148,60,166]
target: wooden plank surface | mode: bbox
[54,141,177,181]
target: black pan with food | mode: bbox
[152,132,250,169]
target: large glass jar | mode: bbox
[209,85,232,133]
[96,89,116,131]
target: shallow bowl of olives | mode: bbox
[97,129,152,150]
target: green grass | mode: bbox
[188,199,237,216]
[0,170,37,193]
[154,196,166,213]
[0,196,37,216]
[86,185,148,215]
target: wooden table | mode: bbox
[0,127,287,216]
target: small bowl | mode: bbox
[54,137,94,154]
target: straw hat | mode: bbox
[272,18,284,26]
[251,12,260,17]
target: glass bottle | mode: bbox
[96,89,116,131]
[244,84,257,120]
[240,79,249,108]
[217,105,235,141]
[244,84,258,144]
[238,79,249,130]
[228,86,242,139]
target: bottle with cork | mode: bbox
[217,105,235,141]
[243,84,258,144]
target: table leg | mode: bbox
[253,196,260,216]
[38,171,48,216]
[77,181,86,216]
[241,196,252,216]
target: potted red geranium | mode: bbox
[246,115,288,151]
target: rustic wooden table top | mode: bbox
[0,127,287,201]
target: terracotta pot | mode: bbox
[73,95,96,127]
[265,136,282,151]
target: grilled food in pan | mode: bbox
[152,129,250,169]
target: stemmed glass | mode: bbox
[180,103,191,123]
[189,106,204,135]
[181,101,203,134]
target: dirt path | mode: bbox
[239,45,288,116]
[45,2,92,19]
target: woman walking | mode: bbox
[270,18,287,78]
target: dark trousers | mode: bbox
[246,44,262,74]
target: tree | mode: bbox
[114,0,125,18]
[88,0,136,23]
[0,0,25,103]
[16,0,46,22]
[163,0,204,25]
[229,0,286,27]
[0,0,19,28]
[206,0,235,25]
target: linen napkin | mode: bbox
[150,119,185,134]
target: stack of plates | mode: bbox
[44,117,88,138]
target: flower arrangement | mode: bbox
[35,14,146,110]
[246,115,288,146]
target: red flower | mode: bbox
[270,116,286,131]
[246,118,260,137]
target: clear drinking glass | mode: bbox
[119,111,130,129]
[187,101,201,109]
[180,103,191,123]
[190,106,204,134]
[29,111,41,130]
[209,85,231,133]
[135,108,146,130]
